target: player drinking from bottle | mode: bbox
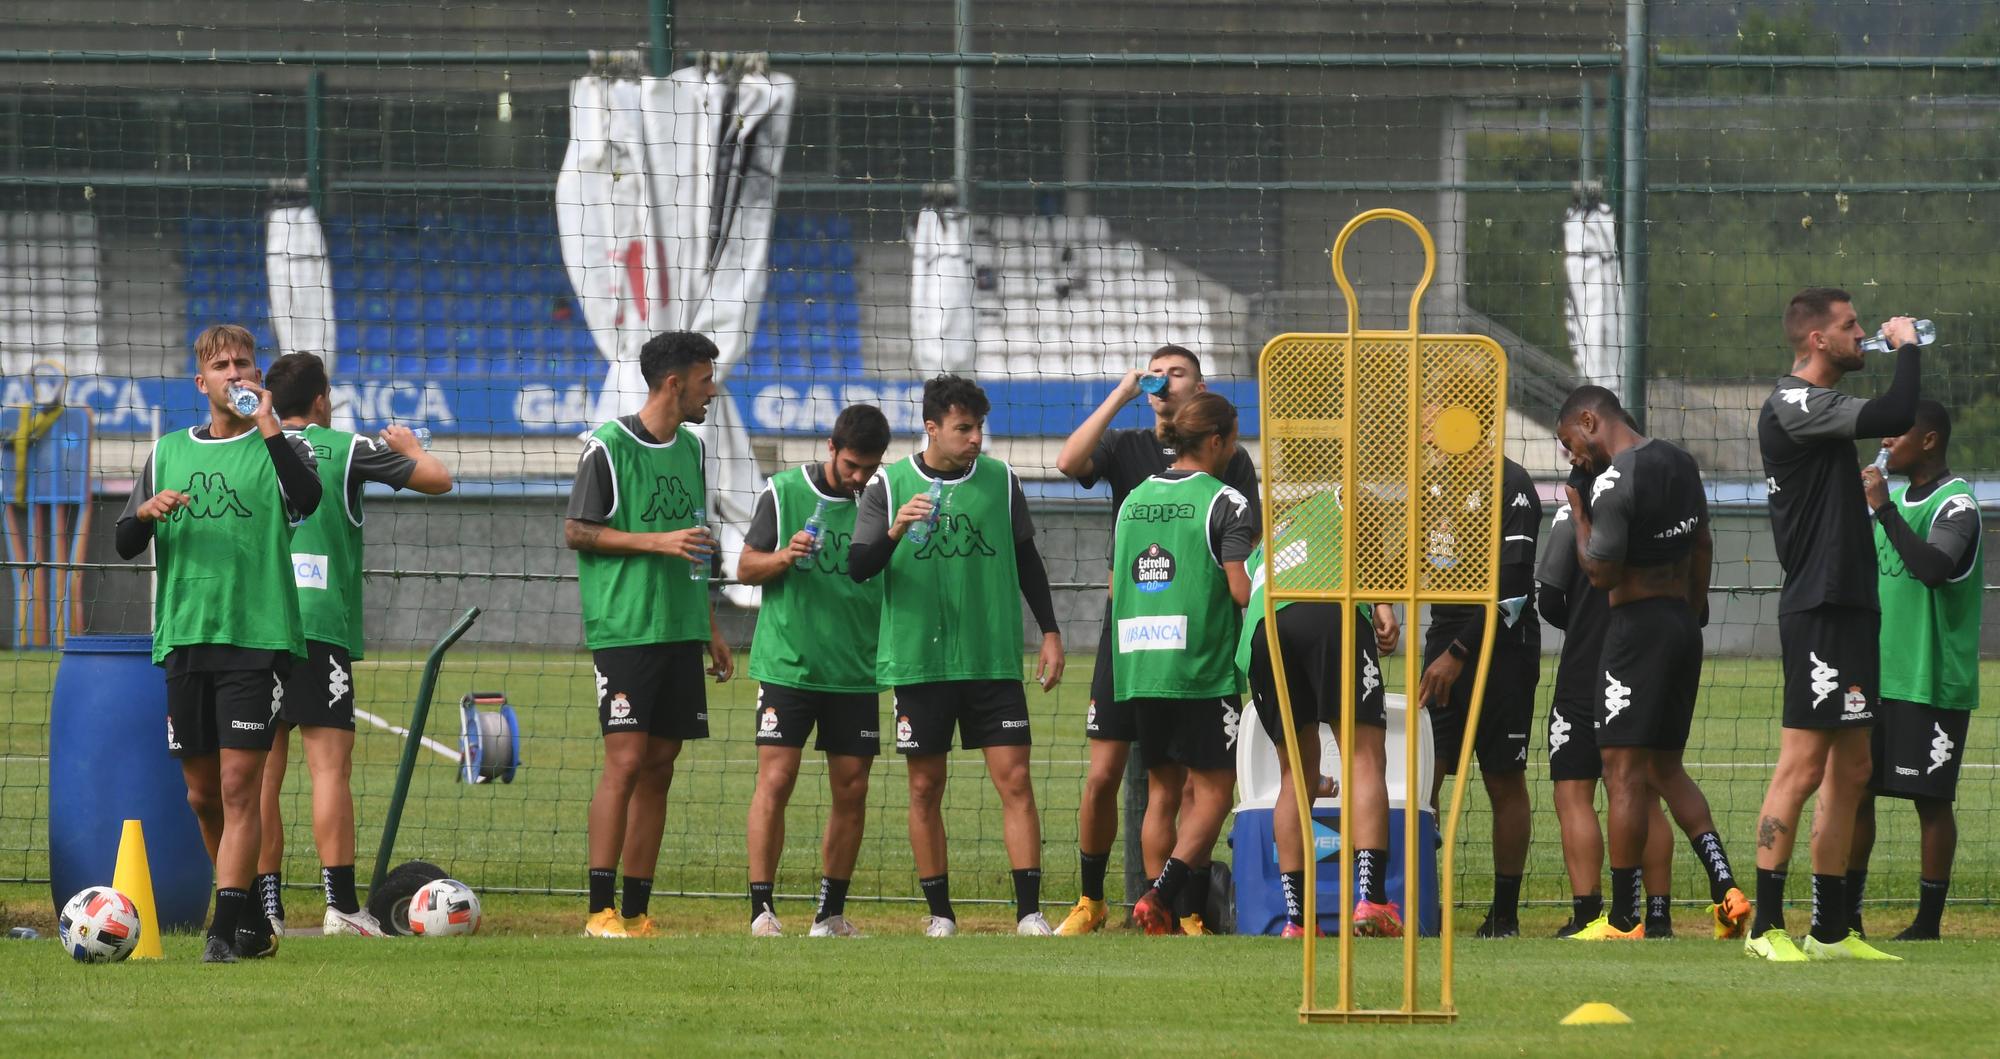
[115,324,323,963]
[1747,291,1919,962]
[1112,394,1257,935]
[255,352,453,938]
[1848,400,1979,942]
[737,404,892,937]
[1052,345,1261,935]
[566,331,735,938]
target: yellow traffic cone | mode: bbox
[111,819,163,960]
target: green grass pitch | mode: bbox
[3,650,1998,910]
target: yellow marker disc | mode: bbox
[1432,405,1481,455]
[1559,1002,1633,1026]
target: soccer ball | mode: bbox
[407,878,481,937]
[58,886,142,963]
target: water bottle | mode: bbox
[1138,373,1169,396]
[383,426,433,450]
[688,506,710,581]
[226,384,260,417]
[907,477,945,546]
[1872,447,1891,474]
[796,498,828,569]
[1859,318,1936,355]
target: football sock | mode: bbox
[1153,857,1191,906]
[209,887,248,943]
[919,874,955,921]
[1847,870,1868,936]
[1609,866,1642,932]
[587,868,616,914]
[1078,849,1110,902]
[255,872,283,925]
[1355,849,1388,905]
[1809,873,1848,944]
[1572,893,1603,926]
[815,876,850,923]
[749,881,776,921]
[621,876,653,919]
[1180,863,1211,919]
[1012,868,1042,922]
[1913,877,1949,934]
[1691,831,1738,902]
[1646,894,1672,931]
[322,865,360,915]
[1491,874,1522,921]
[1281,871,1306,927]
[1752,868,1787,934]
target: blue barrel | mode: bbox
[48,635,211,929]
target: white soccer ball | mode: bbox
[58,886,142,963]
[407,878,481,937]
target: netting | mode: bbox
[2,2,1998,921]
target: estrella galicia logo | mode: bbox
[642,475,696,523]
[914,513,996,560]
[1132,543,1176,592]
[173,471,252,520]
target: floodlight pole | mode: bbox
[649,0,674,77]
[953,0,974,211]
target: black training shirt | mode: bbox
[1758,377,1881,614]
[1583,438,1706,569]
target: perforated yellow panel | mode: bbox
[1257,333,1506,604]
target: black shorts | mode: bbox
[1246,603,1386,747]
[1597,597,1702,751]
[754,683,881,757]
[1085,610,1139,742]
[1425,634,1539,776]
[165,668,286,758]
[891,680,1031,755]
[1546,696,1601,782]
[1129,695,1242,771]
[593,642,709,740]
[278,640,357,731]
[1871,699,1972,802]
[1779,605,1879,729]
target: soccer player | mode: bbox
[1748,292,1919,962]
[848,374,1065,936]
[1111,394,1257,935]
[1240,479,1398,937]
[254,352,453,938]
[1538,474,1679,939]
[1848,401,1979,941]
[114,324,323,963]
[738,404,892,938]
[566,331,735,939]
[1051,345,1261,936]
[1556,385,1748,942]
[1416,456,1539,938]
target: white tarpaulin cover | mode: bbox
[557,66,794,602]
[909,206,975,375]
[1562,200,1624,399]
[264,204,348,427]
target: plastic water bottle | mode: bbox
[226,384,260,417]
[1859,318,1936,355]
[688,506,710,581]
[411,427,432,449]
[1138,373,1169,396]
[796,498,828,569]
[907,477,945,546]
[1873,447,1891,474]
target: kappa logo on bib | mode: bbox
[1132,543,1176,593]
[1117,615,1189,652]
[642,475,696,523]
[292,553,329,591]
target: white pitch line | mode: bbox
[355,707,463,763]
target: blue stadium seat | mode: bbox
[479,298,510,328]
[801,272,829,296]
[751,329,780,355]
[392,295,423,324]
[334,293,359,322]
[362,324,393,352]
[449,325,487,356]
[829,273,858,298]
[836,332,863,358]
[425,353,460,377]
[509,298,540,327]
[450,269,479,296]
[186,296,216,322]
[768,270,803,298]
[419,266,450,294]
[824,216,855,240]
[336,323,359,354]
[827,244,857,270]
[362,294,393,322]
[835,301,861,326]
[421,296,449,326]
[361,267,390,292]
[769,242,798,270]
[478,269,508,296]
[507,269,541,296]
[798,243,827,269]
[394,326,424,356]
[425,325,453,356]
[450,297,482,325]
[390,264,421,292]
[775,302,808,328]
